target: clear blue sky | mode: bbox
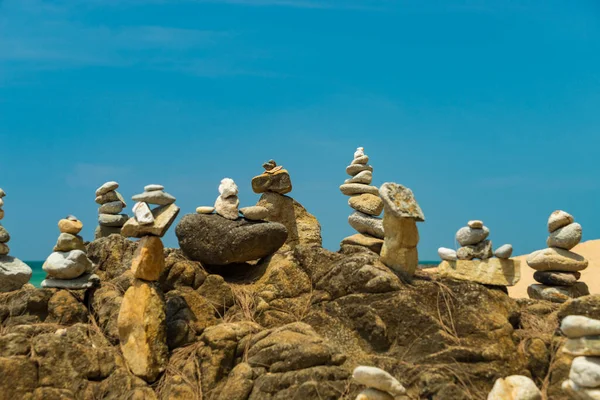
[1,0,599,260]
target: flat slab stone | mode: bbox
[43,250,93,279]
[346,164,373,176]
[239,206,269,221]
[121,203,180,238]
[95,181,119,196]
[341,233,384,254]
[0,256,32,292]
[196,206,215,214]
[144,184,164,192]
[564,336,600,357]
[340,184,379,196]
[94,225,123,239]
[379,182,425,221]
[132,191,176,206]
[528,282,589,303]
[98,214,128,227]
[348,211,384,239]
[98,201,125,215]
[251,169,292,194]
[533,270,580,286]
[526,247,588,272]
[53,233,85,252]
[95,190,121,205]
[41,273,100,290]
[562,316,600,338]
[437,259,521,286]
[348,193,383,216]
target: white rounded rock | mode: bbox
[571,356,600,388]
[548,210,574,233]
[495,244,513,259]
[196,206,215,214]
[352,366,406,396]
[218,178,239,198]
[240,206,269,221]
[455,226,490,246]
[42,250,93,280]
[133,202,154,225]
[487,375,541,400]
[144,184,164,192]
[354,147,365,159]
[215,195,240,220]
[438,247,457,261]
[547,222,582,250]
[562,316,600,338]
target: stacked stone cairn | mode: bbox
[527,210,589,303]
[352,366,407,399]
[561,315,600,398]
[117,184,180,382]
[436,221,520,286]
[378,182,424,278]
[340,147,385,253]
[487,375,541,400]
[0,188,33,292]
[95,181,128,239]
[42,216,99,289]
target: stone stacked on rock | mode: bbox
[561,316,600,398]
[488,375,542,400]
[352,366,406,400]
[0,189,33,292]
[340,147,384,253]
[42,216,99,289]
[95,181,128,239]
[121,185,180,238]
[251,159,292,194]
[379,182,424,277]
[436,221,520,286]
[214,178,240,220]
[527,210,589,303]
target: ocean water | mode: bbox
[23,259,440,288]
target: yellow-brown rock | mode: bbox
[348,194,384,216]
[437,259,521,286]
[380,213,419,276]
[131,236,165,281]
[381,246,418,277]
[252,169,292,194]
[341,233,384,253]
[121,203,180,238]
[58,219,83,235]
[117,279,168,382]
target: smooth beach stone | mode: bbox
[487,375,542,400]
[94,225,123,239]
[0,256,32,292]
[341,233,384,253]
[468,220,483,229]
[345,170,373,185]
[352,366,406,396]
[527,282,589,303]
[0,243,8,256]
[118,279,168,383]
[533,270,580,286]
[348,211,384,239]
[133,202,154,225]
[355,388,394,400]
[53,233,85,252]
[131,236,165,281]
[95,181,119,196]
[215,195,240,220]
[175,213,288,265]
[354,147,365,158]
[548,210,574,233]
[196,206,215,214]
[565,336,600,356]
[437,259,521,286]
[349,194,384,216]
[95,190,120,205]
[346,164,373,176]
[42,250,93,279]
[455,226,490,246]
[547,222,582,250]
[562,380,600,400]
[379,183,425,221]
[340,184,380,196]
[0,224,10,243]
[570,357,600,388]
[0,188,5,198]
[42,273,100,290]
[218,178,239,198]
[144,184,164,192]
[239,206,269,221]
[562,316,600,338]
[132,191,176,206]
[251,169,292,195]
[438,247,457,261]
[457,240,493,260]
[58,218,83,235]
[352,155,369,165]
[526,247,588,272]
[121,203,180,238]
[98,201,125,215]
[495,244,513,259]
[98,213,129,227]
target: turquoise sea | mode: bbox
[25,260,440,288]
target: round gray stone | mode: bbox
[43,250,93,279]
[0,256,32,292]
[547,222,582,250]
[533,270,581,286]
[95,181,119,196]
[455,226,490,246]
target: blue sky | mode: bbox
[0,0,599,260]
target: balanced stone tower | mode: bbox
[340,147,385,253]
[436,220,520,286]
[379,182,424,277]
[118,184,179,382]
[527,210,589,303]
[0,188,33,292]
[561,315,600,398]
[95,181,128,239]
[42,216,99,289]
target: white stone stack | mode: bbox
[438,220,513,261]
[561,315,600,399]
[214,178,240,220]
[95,181,128,239]
[352,366,406,400]
[0,188,33,292]
[121,184,180,239]
[42,216,99,289]
[340,147,385,253]
[527,210,589,303]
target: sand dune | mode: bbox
[509,239,600,298]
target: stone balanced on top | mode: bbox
[95,181,128,239]
[0,188,33,292]
[436,221,520,286]
[340,147,385,253]
[526,210,589,303]
[117,184,179,383]
[42,216,99,289]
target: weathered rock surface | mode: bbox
[252,169,293,194]
[341,233,384,253]
[534,270,581,286]
[340,184,380,196]
[58,218,83,235]
[346,164,373,176]
[349,211,384,239]
[0,256,32,292]
[121,203,180,238]
[528,282,590,303]
[547,222,582,250]
[176,214,287,265]
[96,181,119,196]
[562,379,600,400]
[349,193,384,216]
[0,224,9,243]
[380,213,419,276]
[548,210,574,232]
[457,240,493,260]
[379,183,425,221]
[53,233,85,252]
[215,194,240,220]
[437,259,521,286]
[526,247,588,272]
[131,236,165,281]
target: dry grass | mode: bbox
[433,281,460,342]
[540,337,565,400]
[222,285,260,324]
[437,362,487,400]
[156,341,204,400]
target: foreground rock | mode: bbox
[487,375,541,400]
[176,213,287,265]
[561,315,600,398]
[437,259,521,286]
[352,366,406,396]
